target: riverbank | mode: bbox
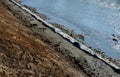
[17,0,120,70]
[0,0,87,77]
[1,0,120,76]
[17,0,120,68]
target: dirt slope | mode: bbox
[0,2,87,77]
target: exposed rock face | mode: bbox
[0,1,87,77]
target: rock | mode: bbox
[112,38,118,42]
[77,34,85,41]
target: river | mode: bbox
[20,0,120,60]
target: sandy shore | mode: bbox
[1,0,120,76]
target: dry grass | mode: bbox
[0,1,86,77]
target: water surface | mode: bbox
[20,0,120,60]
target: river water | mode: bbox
[20,0,120,60]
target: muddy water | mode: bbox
[20,0,120,60]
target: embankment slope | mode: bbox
[0,1,86,77]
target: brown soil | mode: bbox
[0,1,87,77]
